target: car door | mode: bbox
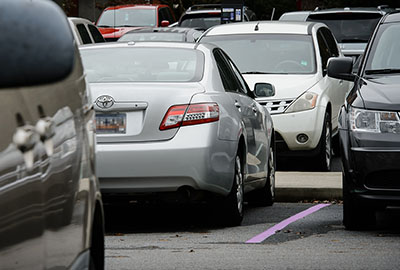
[213,49,267,182]
[0,90,46,269]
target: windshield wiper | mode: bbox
[365,68,400,75]
[97,25,111,28]
[242,71,271,74]
[114,25,136,27]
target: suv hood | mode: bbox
[243,74,319,100]
[359,76,400,111]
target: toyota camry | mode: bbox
[80,42,275,225]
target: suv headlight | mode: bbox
[350,107,400,133]
[285,92,318,113]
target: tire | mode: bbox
[316,112,332,171]
[89,205,105,270]
[343,173,375,230]
[221,154,244,226]
[248,144,275,206]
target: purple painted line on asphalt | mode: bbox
[246,203,331,244]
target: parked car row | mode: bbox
[2,0,400,268]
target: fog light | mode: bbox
[296,133,308,144]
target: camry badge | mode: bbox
[95,95,114,109]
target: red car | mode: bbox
[96,4,176,41]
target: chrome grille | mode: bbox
[258,99,294,114]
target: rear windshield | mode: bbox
[119,32,185,42]
[180,14,221,30]
[97,8,156,27]
[201,34,316,74]
[80,47,204,83]
[307,13,382,43]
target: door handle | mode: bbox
[13,125,39,170]
[234,101,241,112]
[36,117,55,156]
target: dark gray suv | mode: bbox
[0,0,104,268]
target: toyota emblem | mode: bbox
[95,95,114,109]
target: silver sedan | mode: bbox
[80,42,275,226]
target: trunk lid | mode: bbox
[90,82,204,143]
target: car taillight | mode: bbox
[159,103,219,130]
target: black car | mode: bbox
[327,11,400,230]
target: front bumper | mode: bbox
[272,106,325,154]
[341,130,400,206]
[96,123,237,196]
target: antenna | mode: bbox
[254,21,260,31]
[271,8,275,20]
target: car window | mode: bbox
[88,24,105,43]
[76,24,92,44]
[222,52,249,95]
[321,28,339,57]
[366,23,400,71]
[97,8,157,27]
[307,12,382,43]
[81,47,204,83]
[317,30,331,72]
[213,49,242,93]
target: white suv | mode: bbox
[199,21,351,170]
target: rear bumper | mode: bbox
[96,123,237,196]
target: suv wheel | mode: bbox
[343,173,376,230]
[316,112,332,171]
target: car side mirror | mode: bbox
[254,83,275,98]
[161,20,170,27]
[0,0,74,88]
[327,57,356,82]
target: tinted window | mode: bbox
[97,8,157,27]
[202,34,316,74]
[321,28,339,57]
[317,30,330,71]
[307,13,382,43]
[0,0,74,88]
[213,49,241,93]
[81,47,204,83]
[88,25,105,43]
[76,24,92,44]
[366,24,400,71]
[180,13,221,30]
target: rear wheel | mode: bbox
[316,112,332,171]
[221,154,244,226]
[343,173,375,230]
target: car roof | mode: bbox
[203,21,318,36]
[80,41,200,50]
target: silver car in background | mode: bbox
[80,42,275,226]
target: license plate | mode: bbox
[96,113,126,134]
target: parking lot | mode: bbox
[2,1,400,269]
